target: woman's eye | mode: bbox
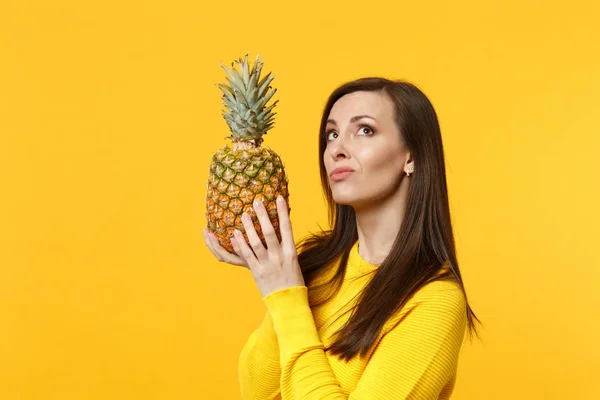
[358,125,373,135]
[326,125,372,141]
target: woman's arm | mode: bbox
[238,310,282,400]
[263,280,467,399]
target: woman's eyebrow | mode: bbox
[326,115,377,125]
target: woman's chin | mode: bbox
[331,194,359,206]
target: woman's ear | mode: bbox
[404,152,414,176]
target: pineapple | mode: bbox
[205,53,290,253]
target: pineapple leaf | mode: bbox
[220,62,238,86]
[255,88,277,111]
[229,64,246,90]
[258,101,278,120]
[257,71,275,87]
[248,87,259,108]
[249,54,261,79]
[257,72,275,98]
[248,73,259,99]
[254,61,264,83]
[222,98,237,113]
[261,88,277,108]
[222,112,234,123]
[217,83,234,96]
[232,89,251,109]
[240,53,250,87]
[219,54,278,140]
[225,76,246,98]
[221,91,237,109]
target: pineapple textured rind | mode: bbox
[206,145,290,253]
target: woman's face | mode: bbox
[323,90,411,208]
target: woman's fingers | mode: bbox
[230,236,244,259]
[203,229,219,257]
[241,212,268,261]
[203,229,226,261]
[204,229,248,268]
[276,196,296,255]
[233,229,258,269]
[252,199,280,252]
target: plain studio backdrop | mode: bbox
[0,0,598,399]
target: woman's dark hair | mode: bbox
[296,77,482,362]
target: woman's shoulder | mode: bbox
[404,275,465,308]
[382,277,467,334]
[413,262,466,306]
[410,278,466,309]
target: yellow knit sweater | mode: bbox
[238,240,467,399]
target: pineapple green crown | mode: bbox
[218,53,278,145]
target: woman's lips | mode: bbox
[330,170,355,181]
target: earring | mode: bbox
[405,166,414,177]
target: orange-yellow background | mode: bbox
[1,0,599,398]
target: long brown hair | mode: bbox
[296,77,482,362]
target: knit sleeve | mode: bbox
[263,281,467,400]
[237,310,282,400]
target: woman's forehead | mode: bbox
[328,92,394,123]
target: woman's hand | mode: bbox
[230,195,305,298]
[203,229,249,269]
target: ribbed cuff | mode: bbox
[263,286,323,362]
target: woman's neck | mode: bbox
[354,187,408,266]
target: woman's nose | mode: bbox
[328,136,350,159]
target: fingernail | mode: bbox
[242,213,250,222]
[253,198,262,209]
[277,195,284,203]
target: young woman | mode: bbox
[204,77,482,399]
